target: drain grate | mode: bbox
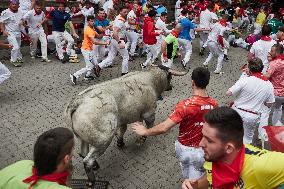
[70,179,109,189]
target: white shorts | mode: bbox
[175,140,205,180]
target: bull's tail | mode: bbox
[65,97,82,135]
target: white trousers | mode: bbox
[126,30,139,56]
[178,38,192,65]
[93,39,107,62]
[7,32,22,62]
[233,106,260,144]
[175,141,205,180]
[52,31,75,59]
[99,39,129,74]
[272,96,284,126]
[30,30,48,59]
[199,32,208,50]
[156,36,165,55]
[143,44,158,67]
[203,41,224,72]
[0,62,11,84]
[73,49,97,78]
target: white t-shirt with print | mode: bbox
[199,9,218,30]
[113,15,126,39]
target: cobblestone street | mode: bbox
[0,39,253,188]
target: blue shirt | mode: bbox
[50,10,71,32]
[94,19,110,34]
[178,17,196,41]
[155,6,167,16]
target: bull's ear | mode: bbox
[157,64,170,72]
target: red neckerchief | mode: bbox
[251,72,268,81]
[219,19,227,27]
[171,30,179,38]
[23,167,69,189]
[97,16,105,22]
[212,145,245,189]
[260,36,272,41]
[274,54,284,61]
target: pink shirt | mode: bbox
[267,58,284,96]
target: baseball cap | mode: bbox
[10,0,19,4]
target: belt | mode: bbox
[236,107,258,115]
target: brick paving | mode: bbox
[0,40,254,188]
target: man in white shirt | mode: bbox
[19,0,34,15]
[199,3,218,56]
[23,2,50,62]
[226,58,275,144]
[0,0,24,67]
[175,0,182,21]
[248,25,276,73]
[155,12,171,57]
[126,3,140,59]
[203,16,229,74]
[103,0,114,16]
[248,25,276,132]
[96,7,129,76]
[72,0,94,26]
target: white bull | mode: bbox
[65,66,187,181]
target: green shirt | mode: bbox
[0,160,71,189]
[164,33,178,60]
[268,18,284,34]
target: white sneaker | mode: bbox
[31,55,35,59]
[214,70,224,74]
[41,58,51,63]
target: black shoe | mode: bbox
[84,75,95,80]
[61,58,68,64]
[199,47,205,56]
[224,55,229,61]
[47,48,56,55]
[140,63,147,69]
[94,65,101,77]
[70,74,77,85]
[121,72,128,76]
[129,55,134,61]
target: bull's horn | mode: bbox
[169,69,188,76]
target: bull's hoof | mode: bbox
[117,138,125,148]
[135,136,147,146]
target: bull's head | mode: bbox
[152,64,188,92]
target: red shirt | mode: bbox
[169,96,218,147]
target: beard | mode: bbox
[204,147,226,162]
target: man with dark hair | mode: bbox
[155,12,171,56]
[49,2,79,63]
[97,6,129,76]
[93,8,111,63]
[248,25,276,132]
[182,107,284,189]
[226,58,275,144]
[265,44,284,125]
[0,127,74,188]
[140,9,163,68]
[70,15,109,85]
[277,26,284,47]
[132,67,218,180]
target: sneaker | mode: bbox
[224,55,229,61]
[180,60,187,69]
[121,72,128,76]
[199,47,205,56]
[129,55,134,61]
[11,61,21,67]
[214,70,224,75]
[140,63,147,69]
[69,58,79,63]
[41,58,51,63]
[94,65,101,77]
[31,55,35,59]
[84,75,95,80]
[203,63,208,69]
[17,59,24,63]
[70,74,77,85]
